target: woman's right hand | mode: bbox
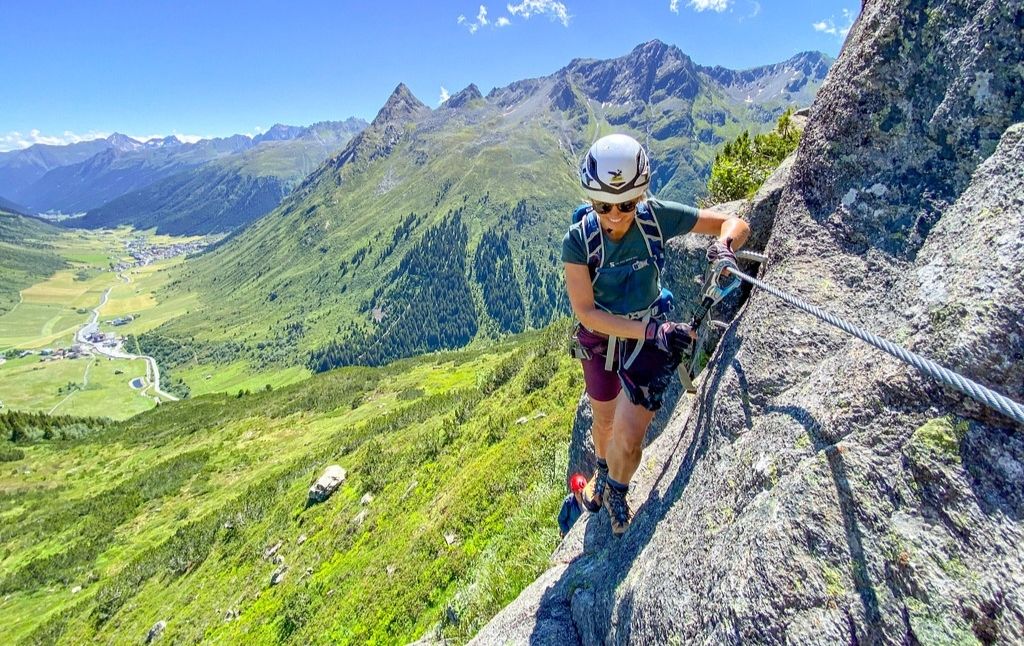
[646,320,696,355]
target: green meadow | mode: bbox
[0,322,581,644]
[0,227,307,418]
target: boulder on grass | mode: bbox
[307,465,346,505]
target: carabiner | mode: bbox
[701,257,740,306]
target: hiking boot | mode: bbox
[604,483,632,536]
[580,468,607,513]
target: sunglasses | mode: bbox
[592,199,638,215]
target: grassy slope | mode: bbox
[0,211,67,316]
[0,321,580,644]
[0,354,151,419]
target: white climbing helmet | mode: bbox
[579,134,651,202]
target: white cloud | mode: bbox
[496,16,510,26]
[0,128,110,152]
[458,7,487,33]
[746,1,761,18]
[0,128,231,152]
[506,0,570,27]
[439,86,451,105]
[688,0,730,11]
[813,8,856,38]
[670,0,679,13]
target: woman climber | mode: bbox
[562,133,750,535]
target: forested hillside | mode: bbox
[144,42,829,382]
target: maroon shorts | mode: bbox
[575,324,672,402]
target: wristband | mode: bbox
[645,319,658,341]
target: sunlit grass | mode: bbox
[0,323,581,644]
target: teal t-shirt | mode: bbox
[561,199,699,315]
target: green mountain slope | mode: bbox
[77,165,291,235]
[144,42,829,382]
[75,121,367,234]
[0,137,117,200]
[0,211,66,315]
[0,323,579,644]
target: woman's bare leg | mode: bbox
[589,396,616,459]
[607,392,656,484]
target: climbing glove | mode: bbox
[706,237,737,266]
[645,320,695,357]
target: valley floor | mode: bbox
[0,227,308,420]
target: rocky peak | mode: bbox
[327,84,429,172]
[564,38,700,103]
[626,39,682,69]
[373,83,430,127]
[704,50,831,87]
[144,135,182,148]
[702,49,832,106]
[254,124,304,143]
[105,132,142,151]
[785,50,832,77]
[443,83,483,109]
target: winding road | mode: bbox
[75,287,179,403]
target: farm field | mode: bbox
[0,353,151,419]
[0,228,274,419]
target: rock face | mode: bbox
[475,1,1024,644]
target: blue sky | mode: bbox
[0,0,857,151]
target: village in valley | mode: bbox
[0,236,207,369]
[112,236,207,273]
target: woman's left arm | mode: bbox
[689,209,750,249]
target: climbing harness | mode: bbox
[571,203,674,373]
[687,251,1024,426]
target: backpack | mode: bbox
[571,203,674,319]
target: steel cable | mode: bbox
[730,267,1024,426]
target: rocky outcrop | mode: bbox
[145,620,166,643]
[475,1,1024,644]
[443,84,483,110]
[329,83,430,170]
[307,465,346,505]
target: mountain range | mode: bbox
[74,121,367,234]
[145,41,830,375]
[0,119,367,233]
